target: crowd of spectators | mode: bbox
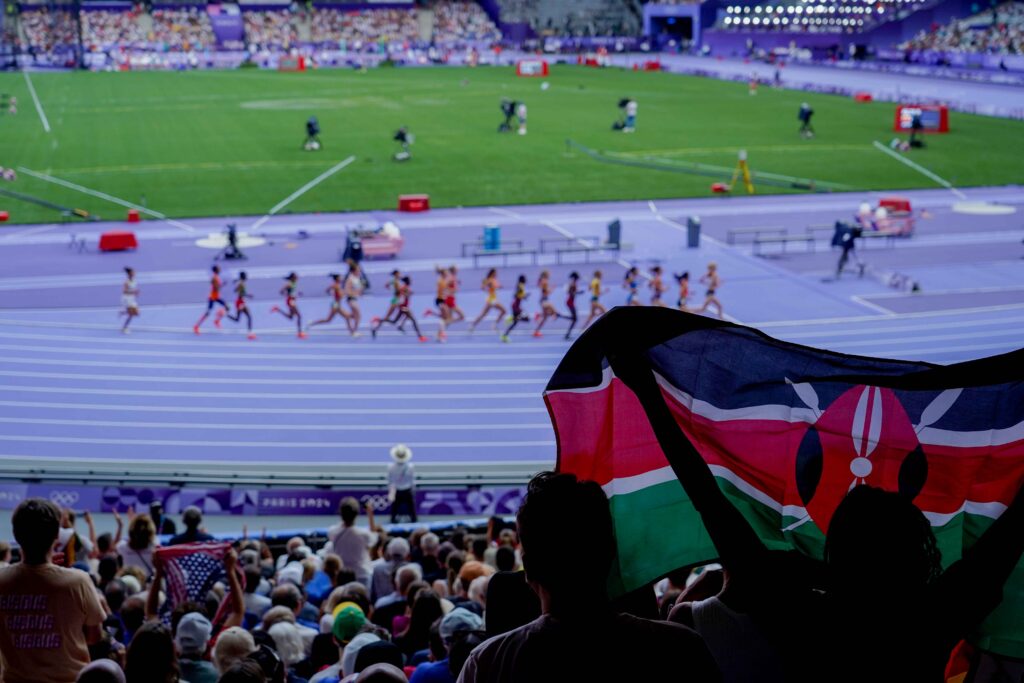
[17,8,77,52]
[81,11,148,52]
[152,8,216,52]
[431,1,500,42]
[499,0,639,36]
[310,9,419,48]
[900,1,1024,54]
[244,10,300,51]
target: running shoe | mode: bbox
[533,330,543,338]
[423,309,434,317]
[351,331,362,339]
[270,306,281,314]
[500,335,510,343]
[193,325,200,335]
[418,336,428,343]
[438,331,447,343]
[122,328,131,335]
[371,328,377,339]
[247,333,257,341]
[214,309,225,328]
[297,331,308,339]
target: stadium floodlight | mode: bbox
[753,16,760,23]
[755,6,761,12]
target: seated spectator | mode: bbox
[245,566,273,618]
[268,621,307,676]
[77,659,127,683]
[355,663,406,683]
[218,658,268,683]
[293,632,339,680]
[125,620,178,683]
[371,537,410,604]
[177,611,219,683]
[169,506,216,545]
[410,608,483,683]
[0,498,106,683]
[393,589,444,658]
[310,617,375,683]
[117,514,157,579]
[352,640,403,676]
[482,571,540,638]
[214,626,258,674]
[457,472,720,682]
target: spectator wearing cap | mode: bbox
[410,608,483,683]
[354,662,407,683]
[309,604,370,682]
[328,498,381,586]
[176,611,218,683]
[353,641,403,677]
[0,498,106,683]
[370,537,410,605]
[457,472,721,682]
[387,444,416,523]
[77,659,127,683]
[149,501,177,536]
[168,506,215,546]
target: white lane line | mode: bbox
[488,206,525,220]
[0,341,565,362]
[858,284,1024,300]
[0,356,555,374]
[872,141,967,200]
[0,416,551,432]
[818,327,1024,349]
[539,219,595,250]
[850,295,897,316]
[0,224,60,242]
[23,71,51,133]
[779,315,1024,340]
[648,200,658,213]
[251,156,355,231]
[757,302,1024,328]
[2,385,540,400]
[849,341,1020,358]
[0,400,547,416]
[0,435,555,449]
[0,369,544,386]
[15,167,196,232]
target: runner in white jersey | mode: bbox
[120,267,139,334]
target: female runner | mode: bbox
[371,276,427,342]
[501,275,530,343]
[307,273,348,333]
[446,265,465,325]
[225,271,256,340]
[343,261,365,338]
[469,269,506,332]
[563,271,582,341]
[270,272,307,338]
[120,267,139,334]
[649,266,667,307]
[698,262,724,319]
[674,271,690,312]
[533,270,566,338]
[194,265,230,334]
[623,267,641,306]
[423,266,451,342]
[581,270,608,330]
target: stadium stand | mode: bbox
[900,1,1024,54]
[243,9,299,51]
[309,7,419,47]
[499,0,641,36]
[80,9,148,52]
[151,7,216,52]
[716,0,929,33]
[432,0,501,42]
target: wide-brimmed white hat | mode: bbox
[390,444,413,462]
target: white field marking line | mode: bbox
[857,284,1024,300]
[251,156,355,231]
[539,219,594,249]
[648,200,658,213]
[779,315,1024,340]
[0,435,556,449]
[850,295,898,316]
[0,369,545,387]
[0,224,59,242]
[872,141,967,200]
[756,302,1024,328]
[23,71,50,133]
[15,167,196,232]
[0,400,548,416]
[0,416,553,432]
[854,341,1021,357]
[818,327,1024,349]
[0,341,565,362]
[488,206,525,220]
[2,385,541,400]
[1,357,556,374]
[0,321,572,347]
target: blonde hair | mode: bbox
[128,515,155,551]
[213,627,255,673]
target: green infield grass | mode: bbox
[1,64,1022,223]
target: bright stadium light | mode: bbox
[753,16,761,24]
[755,6,761,12]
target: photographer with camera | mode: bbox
[304,116,322,151]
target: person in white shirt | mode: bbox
[517,102,528,136]
[116,514,157,579]
[327,498,380,586]
[624,99,638,133]
[387,444,417,524]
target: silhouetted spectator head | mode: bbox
[323,553,342,582]
[339,497,360,525]
[354,640,404,673]
[127,515,155,552]
[120,597,146,635]
[440,607,484,647]
[517,471,616,611]
[77,659,126,683]
[12,498,60,563]
[105,579,127,613]
[448,630,488,678]
[826,485,942,600]
[125,621,178,683]
[97,532,114,556]
[214,627,257,673]
[405,580,429,606]
[245,567,262,594]
[99,556,119,585]
[182,506,203,531]
[217,658,266,683]
[336,567,357,587]
[356,663,406,683]
[421,533,440,557]
[471,537,488,561]
[394,563,422,596]
[308,633,340,671]
[484,570,540,637]
[495,546,516,572]
[402,589,444,653]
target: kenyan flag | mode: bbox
[544,307,1024,656]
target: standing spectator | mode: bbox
[388,444,416,523]
[168,506,215,545]
[176,611,218,683]
[370,537,410,605]
[117,514,158,579]
[56,508,95,567]
[125,621,178,683]
[327,498,380,586]
[150,501,177,536]
[457,472,721,682]
[0,498,106,683]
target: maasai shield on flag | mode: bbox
[155,542,237,626]
[544,307,1024,656]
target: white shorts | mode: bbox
[122,295,138,309]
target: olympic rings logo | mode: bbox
[49,490,80,508]
[360,494,391,510]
